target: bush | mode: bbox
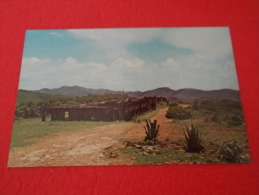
[218,140,243,163]
[169,102,178,107]
[182,124,204,153]
[192,101,199,110]
[52,101,62,107]
[166,106,192,120]
[211,114,221,123]
[227,115,243,127]
[200,101,216,111]
[65,101,78,106]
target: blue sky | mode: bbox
[19,27,239,91]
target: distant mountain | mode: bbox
[37,85,123,96]
[35,86,241,101]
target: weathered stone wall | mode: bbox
[42,96,159,122]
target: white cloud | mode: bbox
[65,57,77,64]
[19,52,239,91]
[68,28,162,60]
[161,27,233,60]
[22,57,51,65]
[19,28,239,91]
[111,58,144,69]
[88,62,106,71]
[68,27,233,63]
[162,57,175,68]
[49,31,62,37]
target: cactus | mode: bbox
[143,119,160,141]
[183,124,204,153]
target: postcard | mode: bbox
[8,27,250,167]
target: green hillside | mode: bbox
[16,89,71,107]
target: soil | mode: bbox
[8,108,183,167]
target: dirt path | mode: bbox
[8,108,182,167]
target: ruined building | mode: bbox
[41,96,165,122]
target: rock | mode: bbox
[146,147,154,151]
[143,152,150,156]
[99,154,104,158]
[132,157,137,160]
[110,153,119,158]
[210,150,216,154]
[147,150,153,154]
[179,149,185,152]
[135,145,142,149]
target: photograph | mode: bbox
[8,27,251,167]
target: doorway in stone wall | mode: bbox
[65,111,69,120]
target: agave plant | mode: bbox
[183,124,204,153]
[143,119,160,141]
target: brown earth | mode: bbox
[8,108,183,167]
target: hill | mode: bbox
[37,85,122,96]
[16,89,71,106]
[34,86,241,101]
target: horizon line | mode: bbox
[18,85,240,92]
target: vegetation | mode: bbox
[166,105,192,120]
[227,115,243,127]
[169,102,178,107]
[15,90,130,119]
[12,90,250,165]
[131,101,167,123]
[218,140,243,163]
[143,119,160,141]
[10,118,123,147]
[120,98,250,165]
[182,124,204,153]
[192,101,199,110]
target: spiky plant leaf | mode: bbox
[143,119,160,141]
[182,124,204,153]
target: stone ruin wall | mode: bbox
[41,96,164,122]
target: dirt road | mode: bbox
[8,108,182,167]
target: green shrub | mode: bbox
[52,101,62,107]
[218,140,243,163]
[143,119,160,141]
[192,101,199,110]
[169,102,178,107]
[227,115,243,127]
[65,101,78,106]
[182,124,204,153]
[211,114,221,123]
[166,106,192,120]
[200,101,215,111]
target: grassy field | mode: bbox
[10,117,124,147]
